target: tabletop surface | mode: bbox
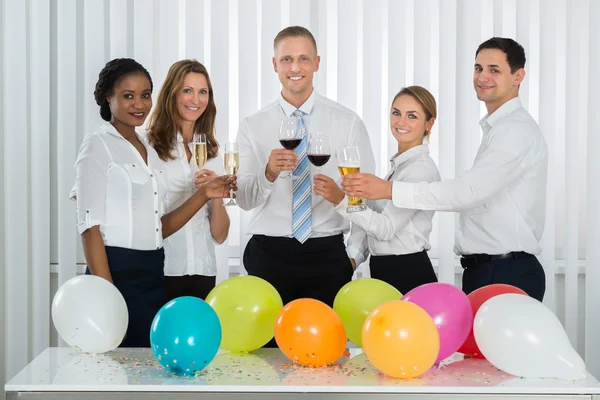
[5,347,600,394]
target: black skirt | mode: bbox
[369,250,438,295]
[85,246,165,347]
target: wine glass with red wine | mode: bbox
[308,132,331,175]
[278,116,302,179]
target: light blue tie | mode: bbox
[292,110,312,244]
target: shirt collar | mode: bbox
[390,144,430,169]
[278,89,317,117]
[100,122,146,145]
[479,97,523,129]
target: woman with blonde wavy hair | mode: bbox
[147,59,230,301]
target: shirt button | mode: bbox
[132,164,136,167]
[86,210,90,213]
[156,228,159,232]
[150,174,154,177]
[155,210,158,214]
[154,192,157,195]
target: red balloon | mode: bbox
[458,284,528,357]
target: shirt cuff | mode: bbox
[334,196,350,217]
[257,167,275,194]
[346,245,366,269]
[77,219,102,235]
[392,181,416,208]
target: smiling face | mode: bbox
[473,48,525,115]
[390,94,434,153]
[272,35,320,107]
[176,72,209,125]
[106,72,153,129]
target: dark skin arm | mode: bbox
[81,226,113,283]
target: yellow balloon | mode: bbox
[206,276,283,352]
[333,278,402,346]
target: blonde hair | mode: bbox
[273,26,318,54]
[147,59,218,161]
[392,86,437,137]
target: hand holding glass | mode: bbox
[336,146,366,213]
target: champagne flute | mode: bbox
[223,141,239,207]
[308,132,331,175]
[335,146,366,213]
[191,133,207,188]
[278,116,302,179]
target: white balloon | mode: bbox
[474,293,586,380]
[52,275,128,353]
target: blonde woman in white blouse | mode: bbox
[146,60,230,301]
[73,59,235,347]
[316,86,441,295]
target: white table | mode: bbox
[5,347,600,399]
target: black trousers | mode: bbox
[164,275,216,302]
[244,234,354,347]
[461,253,546,301]
[369,250,438,295]
[85,246,165,348]
[243,234,354,307]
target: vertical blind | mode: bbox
[1,0,599,384]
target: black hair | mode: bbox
[93,58,153,121]
[476,37,526,73]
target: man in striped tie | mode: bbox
[235,26,376,337]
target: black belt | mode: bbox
[460,251,531,269]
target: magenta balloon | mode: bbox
[402,283,473,362]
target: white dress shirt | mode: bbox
[236,90,376,260]
[391,98,548,255]
[160,133,224,277]
[73,123,167,250]
[336,145,440,266]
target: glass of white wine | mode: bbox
[335,146,366,213]
[190,133,207,189]
[223,141,239,207]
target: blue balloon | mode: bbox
[150,296,222,375]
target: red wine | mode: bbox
[308,154,331,167]
[280,138,302,150]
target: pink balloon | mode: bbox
[402,283,473,363]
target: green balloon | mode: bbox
[333,278,402,347]
[206,276,283,352]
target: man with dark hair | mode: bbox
[235,26,375,316]
[341,37,548,301]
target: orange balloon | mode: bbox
[362,300,439,379]
[274,298,347,367]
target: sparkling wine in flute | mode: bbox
[192,142,207,168]
[224,151,239,176]
[338,163,364,207]
[223,141,239,207]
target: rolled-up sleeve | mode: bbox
[74,134,111,234]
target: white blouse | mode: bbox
[72,123,167,250]
[336,145,441,266]
[159,133,225,277]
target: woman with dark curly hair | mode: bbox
[71,58,236,347]
[146,59,229,301]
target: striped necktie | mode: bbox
[291,110,312,244]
